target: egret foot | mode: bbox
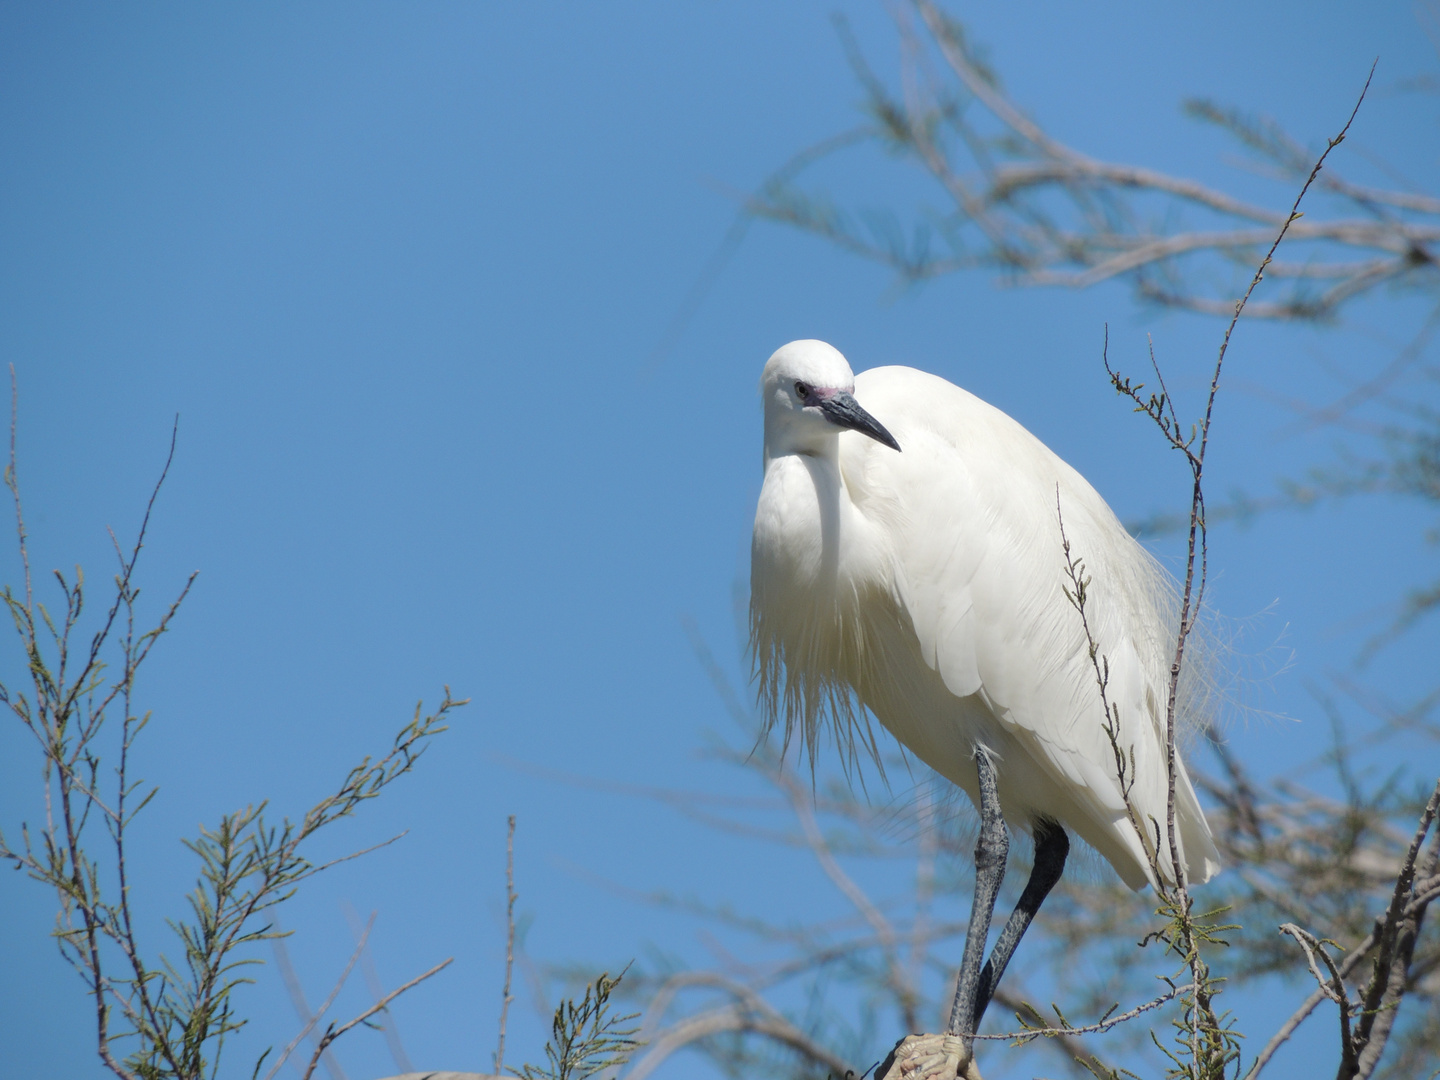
[876,1033,982,1080]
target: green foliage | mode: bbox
[1143,905,1240,1080]
[510,970,643,1080]
[0,424,463,1080]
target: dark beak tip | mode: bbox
[820,391,902,452]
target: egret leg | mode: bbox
[947,747,1009,1045]
[971,819,1069,1026]
[876,750,1008,1080]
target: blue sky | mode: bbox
[0,3,1435,1079]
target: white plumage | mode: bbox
[750,340,1220,891]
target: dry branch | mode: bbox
[300,959,455,1080]
[744,2,1437,323]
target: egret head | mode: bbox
[760,340,901,456]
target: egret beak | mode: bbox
[820,391,901,452]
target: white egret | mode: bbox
[749,340,1220,1079]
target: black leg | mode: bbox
[946,747,1009,1047]
[972,819,1069,1026]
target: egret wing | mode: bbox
[844,367,1218,886]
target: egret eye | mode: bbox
[794,381,811,399]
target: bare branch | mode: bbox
[1279,924,1356,1074]
[976,983,1195,1043]
[1348,778,1440,1078]
[265,915,375,1080]
[749,5,1433,322]
[300,959,454,1080]
[628,984,858,1080]
[1246,780,1440,1079]
[344,902,415,1075]
[495,814,517,1077]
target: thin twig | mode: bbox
[7,365,32,610]
[973,983,1196,1042]
[343,902,414,1075]
[775,763,912,1010]
[627,973,857,1080]
[265,915,375,1080]
[495,814,517,1077]
[304,831,411,879]
[299,958,454,1080]
[1279,924,1356,1075]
